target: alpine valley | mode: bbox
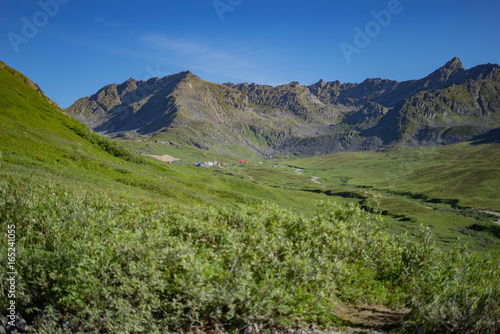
[1,57,500,333]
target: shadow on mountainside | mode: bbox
[470,127,500,145]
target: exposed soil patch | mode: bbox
[145,154,180,163]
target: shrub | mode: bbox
[406,243,500,333]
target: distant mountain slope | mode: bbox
[68,71,334,157]
[67,57,500,157]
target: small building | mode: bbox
[195,161,218,167]
[240,160,248,164]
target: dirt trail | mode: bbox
[334,303,409,332]
[294,168,321,184]
[311,176,321,184]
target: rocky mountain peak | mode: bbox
[432,57,465,81]
[117,78,138,95]
[417,57,466,90]
[443,57,465,72]
[177,70,195,80]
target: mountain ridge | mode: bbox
[0,60,64,113]
[67,58,500,157]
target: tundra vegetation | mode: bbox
[1,181,499,333]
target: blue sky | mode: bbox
[1,0,499,108]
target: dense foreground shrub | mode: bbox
[1,179,499,333]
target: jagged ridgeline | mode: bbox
[68,57,500,157]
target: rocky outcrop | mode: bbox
[1,313,30,334]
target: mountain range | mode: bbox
[67,57,500,157]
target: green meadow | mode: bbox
[284,143,500,253]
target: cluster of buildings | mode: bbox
[195,160,218,167]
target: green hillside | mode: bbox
[1,62,499,333]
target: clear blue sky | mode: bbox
[1,0,499,108]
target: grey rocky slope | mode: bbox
[67,57,500,157]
